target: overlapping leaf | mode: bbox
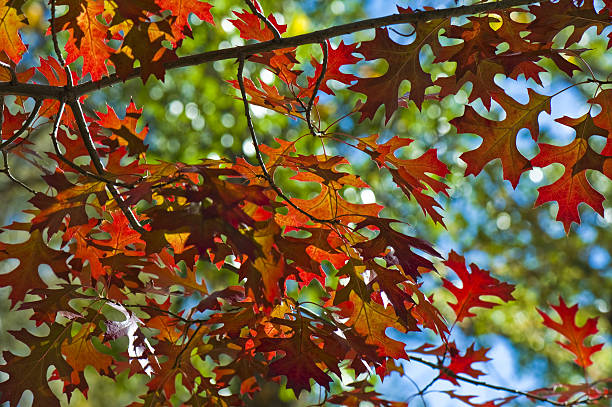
[532,114,608,232]
[350,17,449,122]
[0,227,70,305]
[0,0,611,405]
[356,134,449,224]
[452,89,551,187]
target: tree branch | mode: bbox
[50,0,72,83]
[409,355,609,407]
[49,102,129,186]
[0,0,540,99]
[67,100,146,234]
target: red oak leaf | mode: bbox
[29,171,108,236]
[442,343,491,385]
[354,217,439,281]
[229,3,286,42]
[112,0,161,23]
[94,211,145,256]
[97,101,149,155]
[453,89,551,187]
[527,0,611,48]
[532,114,608,232]
[534,172,604,233]
[343,292,414,359]
[257,316,345,395]
[405,284,449,337]
[439,16,505,78]
[307,40,362,95]
[531,382,609,404]
[443,250,515,322]
[590,89,612,133]
[21,285,88,326]
[228,77,304,118]
[356,135,449,224]
[143,249,208,296]
[62,322,113,387]
[350,22,447,122]
[0,325,72,406]
[0,109,28,141]
[351,10,449,121]
[537,297,604,368]
[275,185,383,228]
[0,228,70,305]
[110,21,178,81]
[327,380,400,407]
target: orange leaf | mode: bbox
[64,0,114,80]
[155,0,214,44]
[0,1,27,63]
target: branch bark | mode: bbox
[68,100,146,233]
[409,355,610,407]
[0,0,541,99]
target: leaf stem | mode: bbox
[244,0,282,41]
[306,41,328,138]
[236,58,339,225]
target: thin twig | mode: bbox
[49,102,131,186]
[50,0,72,83]
[418,374,440,397]
[244,0,281,41]
[586,78,612,85]
[67,100,146,233]
[100,296,204,324]
[0,62,17,84]
[389,27,416,38]
[0,99,42,150]
[1,150,35,193]
[404,376,428,406]
[409,356,607,407]
[305,41,328,138]
[172,322,203,369]
[237,58,338,225]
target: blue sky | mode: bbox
[355,1,566,404]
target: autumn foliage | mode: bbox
[0,0,610,406]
